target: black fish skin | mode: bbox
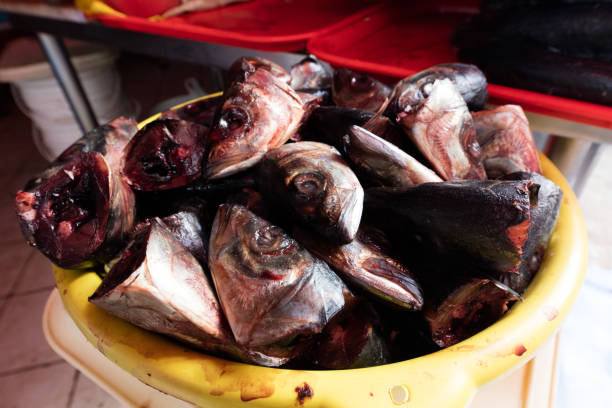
[301,106,373,151]
[459,46,612,106]
[454,4,612,62]
[365,179,536,276]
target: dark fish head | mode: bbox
[227,56,291,86]
[332,68,391,113]
[425,278,518,347]
[289,55,333,91]
[15,152,112,267]
[301,106,373,150]
[122,119,207,191]
[260,142,364,244]
[160,95,223,128]
[206,68,304,180]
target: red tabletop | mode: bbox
[92,0,383,51]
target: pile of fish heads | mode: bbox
[14,54,563,368]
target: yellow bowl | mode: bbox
[53,94,588,408]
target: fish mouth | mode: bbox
[334,186,364,244]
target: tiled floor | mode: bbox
[0,52,610,407]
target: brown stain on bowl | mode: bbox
[203,360,276,402]
[514,344,527,357]
[295,382,313,405]
[451,344,477,352]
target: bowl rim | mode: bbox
[53,94,588,408]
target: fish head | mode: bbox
[206,69,304,180]
[227,56,290,86]
[389,71,444,117]
[289,55,333,90]
[332,68,390,112]
[15,152,112,267]
[262,142,363,243]
[212,204,308,281]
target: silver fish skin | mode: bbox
[472,105,542,178]
[396,78,487,181]
[387,63,488,117]
[205,68,304,180]
[89,218,232,350]
[289,55,333,91]
[259,141,364,244]
[345,125,442,189]
[208,204,346,347]
[293,226,424,310]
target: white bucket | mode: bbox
[1,41,138,161]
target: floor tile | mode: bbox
[0,290,60,373]
[14,249,56,295]
[0,241,34,298]
[0,198,30,246]
[0,361,75,408]
[70,372,122,408]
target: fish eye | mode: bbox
[250,225,295,257]
[419,80,434,98]
[291,172,326,201]
[220,107,249,131]
[254,226,281,249]
[350,75,374,92]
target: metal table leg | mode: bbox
[36,32,98,133]
[546,137,603,197]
